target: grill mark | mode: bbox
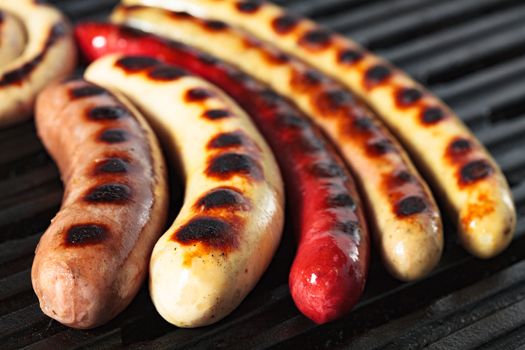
[448,138,472,156]
[203,109,231,120]
[0,22,67,87]
[84,183,131,203]
[336,220,361,240]
[116,56,158,72]
[198,52,220,66]
[195,187,250,211]
[204,19,229,31]
[397,87,423,106]
[396,196,427,217]
[460,160,493,185]
[148,66,187,81]
[291,69,323,90]
[353,117,374,131]
[65,224,107,246]
[174,216,238,250]
[297,134,324,153]
[236,1,261,13]
[277,113,308,129]
[93,158,128,175]
[272,15,299,34]
[317,89,354,113]
[186,88,213,102]
[327,193,356,210]
[265,51,291,64]
[367,139,394,156]
[338,49,363,65]
[207,153,263,180]
[309,162,344,178]
[421,106,445,124]
[389,170,413,187]
[88,106,128,121]
[260,89,281,106]
[70,85,106,99]
[208,132,244,149]
[299,29,332,50]
[98,129,128,143]
[365,65,391,87]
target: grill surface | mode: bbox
[2,0,525,349]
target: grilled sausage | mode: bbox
[85,54,285,327]
[75,22,370,323]
[0,9,25,66]
[127,0,518,258]
[111,6,443,281]
[32,79,168,329]
[0,0,76,128]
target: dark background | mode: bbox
[2,0,525,348]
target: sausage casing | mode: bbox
[32,79,168,329]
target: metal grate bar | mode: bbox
[400,22,525,85]
[345,0,522,49]
[383,4,525,65]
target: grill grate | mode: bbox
[2,0,525,348]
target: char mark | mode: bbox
[84,183,131,203]
[203,109,231,120]
[397,87,423,106]
[174,216,238,250]
[66,224,107,246]
[299,29,332,49]
[98,129,128,143]
[204,19,229,31]
[421,106,444,124]
[367,139,394,156]
[186,88,213,102]
[449,138,471,155]
[94,158,128,174]
[460,160,493,185]
[88,106,128,121]
[309,162,345,178]
[116,56,159,72]
[365,65,391,86]
[396,196,427,217]
[70,85,106,99]
[236,1,262,13]
[148,66,187,81]
[207,153,262,180]
[338,49,363,65]
[272,15,299,34]
[195,187,249,211]
[335,220,361,241]
[208,132,245,149]
[328,193,357,210]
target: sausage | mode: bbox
[0,0,76,128]
[32,79,168,329]
[125,0,518,258]
[85,54,285,327]
[75,22,370,324]
[0,9,25,66]
[110,6,443,281]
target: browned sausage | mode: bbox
[31,79,168,329]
